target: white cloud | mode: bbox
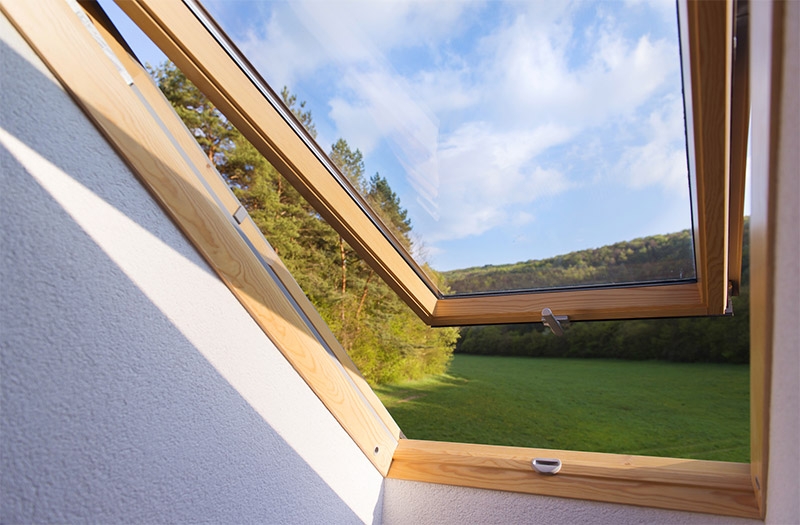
[297,1,476,58]
[233,4,327,91]
[478,7,678,129]
[207,0,685,253]
[624,0,678,25]
[419,122,575,242]
[613,95,689,193]
[213,0,475,94]
[331,68,439,154]
[411,67,480,114]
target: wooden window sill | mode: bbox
[388,439,760,519]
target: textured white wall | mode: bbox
[763,1,800,523]
[0,12,382,524]
[383,480,761,525]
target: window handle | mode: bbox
[542,308,569,336]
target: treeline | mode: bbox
[457,223,750,364]
[152,63,457,384]
[443,230,695,294]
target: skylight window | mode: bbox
[21,0,765,517]
[112,0,743,326]
[202,0,696,295]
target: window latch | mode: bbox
[542,308,569,336]
[532,458,562,475]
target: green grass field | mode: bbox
[375,355,750,462]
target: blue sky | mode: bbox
[101,0,750,273]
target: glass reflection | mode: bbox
[202,0,696,294]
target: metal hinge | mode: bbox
[725,281,735,316]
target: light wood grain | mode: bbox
[0,0,398,474]
[684,0,732,315]
[80,0,402,443]
[389,440,760,518]
[432,282,706,325]
[727,0,750,295]
[236,218,403,439]
[76,1,241,217]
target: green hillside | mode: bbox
[453,222,750,363]
[442,230,695,294]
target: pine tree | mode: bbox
[367,173,413,251]
[149,62,235,166]
[152,62,456,384]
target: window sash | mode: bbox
[113,0,746,325]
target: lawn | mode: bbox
[374,355,750,462]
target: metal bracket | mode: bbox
[725,281,735,316]
[233,205,249,225]
[541,308,569,336]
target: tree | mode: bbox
[367,173,412,251]
[455,223,751,364]
[152,62,456,384]
[328,139,368,348]
[330,138,366,192]
[149,62,235,165]
[281,86,317,139]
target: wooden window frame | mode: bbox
[2,0,778,519]
[110,0,747,326]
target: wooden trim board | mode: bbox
[682,0,732,315]
[727,0,750,295]
[747,0,787,515]
[431,282,706,325]
[388,440,760,518]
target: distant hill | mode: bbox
[442,230,695,294]
[453,221,750,363]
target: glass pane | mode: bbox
[203,0,696,295]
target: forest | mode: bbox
[456,221,750,364]
[154,61,749,383]
[152,62,458,385]
[442,230,695,293]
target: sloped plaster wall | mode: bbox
[0,13,382,524]
[383,480,761,525]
